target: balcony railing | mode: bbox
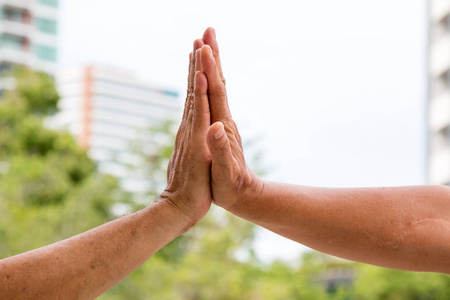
[430,91,450,132]
[431,0,450,23]
[431,33,450,77]
[0,20,32,37]
[429,147,450,184]
[0,47,32,65]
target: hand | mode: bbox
[199,28,264,211]
[161,39,212,227]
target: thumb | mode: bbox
[206,122,233,171]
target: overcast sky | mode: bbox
[59,0,428,262]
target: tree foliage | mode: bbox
[0,68,126,257]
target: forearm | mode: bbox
[230,182,450,273]
[0,199,193,299]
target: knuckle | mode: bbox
[222,117,234,127]
[184,95,190,105]
[187,109,194,120]
[236,135,243,147]
[192,107,200,120]
[213,46,220,56]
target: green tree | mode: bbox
[353,264,450,300]
[287,251,450,300]
[0,68,128,258]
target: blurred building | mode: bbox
[429,0,450,184]
[0,0,58,76]
[55,66,180,194]
[306,252,357,293]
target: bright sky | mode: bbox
[59,0,427,262]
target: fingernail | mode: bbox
[212,28,216,38]
[213,123,225,140]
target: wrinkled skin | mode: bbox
[199,28,264,212]
[162,39,212,225]
[163,27,264,222]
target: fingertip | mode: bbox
[201,45,213,59]
[203,27,217,42]
[203,44,212,53]
[211,121,224,129]
[200,45,216,73]
[207,122,231,164]
[209,122,225,140]
[195,70,206,81]
[194,39,204,51]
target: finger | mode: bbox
[182,52,194,115]
[195,48,202,72]
[186,40,205,123]
[206,122,233,172]
[189,39,205,94]
[203,27,225,84]
[194,71,211,132]
[201,45,231,122]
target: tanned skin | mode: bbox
[199,27,450,275]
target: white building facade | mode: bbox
[429,0,450,184]
[56,66,180,194]
[0,0,58,76]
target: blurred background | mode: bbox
[1,0,450,299]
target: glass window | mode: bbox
[35,18,57,34]
[2,7,24,22]
[38,0,58,8]
[0,34,24,50]
[34,45,57,61]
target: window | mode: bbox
[38,0,58,8]
[34,45,57,61]
[0,34,24,50]
[35,18,57,34]
[2,7,25,22]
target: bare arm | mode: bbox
[230,183,450,274]
[0,38,212,299]
[0,200,193,299]
[199,27,450,274]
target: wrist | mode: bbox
[159,188,207,232]
[153,195,198,235]
[227,171,265,215]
